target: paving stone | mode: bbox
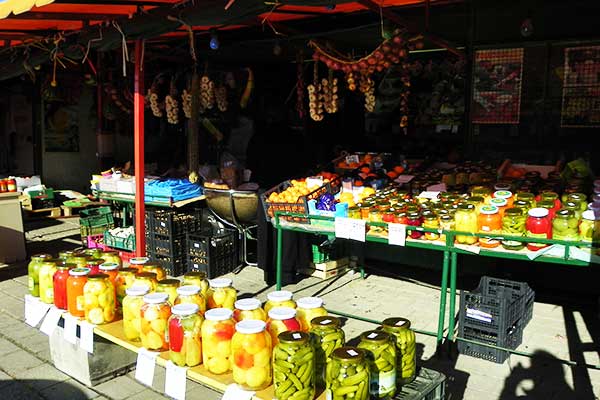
[93,374,147,399]
[18,331,49,354]
[0,337,18,357]
[40,378,100,400]
[14,362,70,391]
[0,380,44,400]
[0,296,26,320]
[0,320,40,342]
[126,388,169,400]
[0,279,28,300]
[0,349,44,375]
[185,384,221,400]
[150,365,166,392]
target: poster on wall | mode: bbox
[561,46,600,128]
[471,48,524,124]
[44,104,80,152]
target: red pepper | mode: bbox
[169,318,184,352]
[282,318,301,331]
[214,323,235,340]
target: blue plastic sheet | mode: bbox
[144,179,203,202]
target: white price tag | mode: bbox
[417,191,441,200]
[334,217,351,239]
[25,295,50,327]
[79,321,95,353]
[63,314,78,345]
[135,348,158,387]
[40,307,63,336]
[395,320,406,327]
[367,332,378,339]
[348,219,366,242]
[345,154,360,165]
[292,333,301,339]
[455,243,481,255]
[222,384,255,400]
[526,245,555,260]
[165,361,187,400]
[346,349,359,357]
[320,319,332,325]
[388,223,406,246]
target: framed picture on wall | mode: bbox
[561,45,600,128]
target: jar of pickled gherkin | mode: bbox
[175,285,206,315]
[382,317,416,385]
[140,292,171,350]
[168,303,203,367]
[357,330,396,399]
[142,263,166,281]
[264,290,296,314]
[296,297,327,332]
[267,307,301,346]
[232,320,272,390]
[563,201,582,222]
[39,259,59,304]
[310,316,345,388]
[207,278,237,310]
[156,279,180,305]
[83,273,116,325]
[455,203,478,245]
[83,248,103,259]
[540,191,561,210]
[501,208,526,251]
[233,298,267,322]
[567,193,588,212]
[129,257,149,272]
[273,331,315,400]
[133,272,158,292]
[327,347,370,400]
[53,264,74,310]
[122,285,150,341]
[28,254,52,297]
[512,199,530,213]
[552,209,579,241]
[516,192,536,209]
[182,271,209,299]
[422,212,440,240]
[202,308,235,374]
[100,250,122,267]
[580,210,598,243]
[115,268,137,311]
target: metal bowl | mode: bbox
[203,187,259,225]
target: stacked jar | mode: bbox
[129,257,149,272]
[133,272,158,292]
[267,307,301,346]
[273,331,315,400]
[310,316,345,388]
[156,279,180,305]
[264,290,296,314]
[233,298,267,322]
[295,297,327,332]
[231,320,272,390]
[175,285,206,315]
[140,292,171,350]
[143,263,166,281]
[207,278,237,310]
[202,308,235,374]
[122,285,150,341]
[182,271,209,299]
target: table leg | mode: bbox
[437,251,450,345]
[447,251,458,342]
[276,223,283,290]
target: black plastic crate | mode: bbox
[458,322,523,364]
[147,252,187,277]
[393,367,446,400]
[146,232,186,257]
[186,229,238,279]
[145,208,204,236]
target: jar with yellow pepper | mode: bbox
[182,271,209,299]
[156,279,180,305]
[264,290,296,314]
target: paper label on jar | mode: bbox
[526,232,548,248]
[292,333,301,339]
[326,389,333,400]
[481,226,490,231]
[395,320,406,326]
[346,349,359,357]
[367,332,378,339]
[28,277,35,292]
[320,319,332,325]
[371,370,396,396]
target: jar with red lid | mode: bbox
[67,267,91,318]
[526,208,552,251]
[406,212,424,239]
[53,264,74,310]
[478,205,502,248]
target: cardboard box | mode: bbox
[299,266,348,279]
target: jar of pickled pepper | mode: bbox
[133,272,158,292]
[326,347,370,400]
[540,191,561,211]
[83,273,116,325]
[129,257,149,272]
[67,267,91,318]
[310,316,345,388]
[516,192,536,209]
[100,250,122,267]
[264,290,296,314]
[563,200,582,222]
[501,208,526,251]
[422,212,440,240]
[169,303,203,367]
[552,209,579,241]
[39,259,59,304]
[273,331,315,400]
[406,211,424,239]
[202,308,235,375]
[53,263,74,310]
[231,320,272,390]
[182,271,209,299]
[207,278,237,310]
[123,285,150,341]
[142,263,167,281]
[140,292,171,351]
[382,317,417,385]
[28,253,52,297]
[526,208,552,251]
[233,298,267,322]
[267,307,302,346]
[296,297,327,332]
[115,267,137,311]
[156,278,180,305]
[455,203,478,245]
[175,285,206,315]
[357,330,396,399]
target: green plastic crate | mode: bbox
[394,367,446,400]
[80,206,114,228]
[104,230,136,252]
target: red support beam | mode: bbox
[134,39,146,257]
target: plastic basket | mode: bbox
[146,233,186,257]
[79,206,114,228]
[104,230,136,252]
[458,322,523,364]
[393,367,446,400]
[80,225,111,246]
[147,252,186,277]
[186,229,238,279]
[145,208,203,236]
[86,234,105,250]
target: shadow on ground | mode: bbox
[0,379,92,400]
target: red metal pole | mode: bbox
[134,39,146,256]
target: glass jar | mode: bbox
[580,210,598,243]
[67,267,91,318]
[422,212,440,240]
[478,205,502,248]
[296,297,327,332]
[357,330,396,398]
[264,290,296,314]
[406,211,424,239]
[489,198,507,218]
[382,208,395,223]
[382,317,417,385]
[393,211,408,224]
[537,199,557,219]
[156,279,180,305]
[309,316,345,388]
[455,204,478,245]
[59,250,75,262]
[53,264,74,310]
[466,196,485,212]
[71,255,90,269]
[231,320,272,390]
[233,298,267,322]
[129,257,149,272]
[567,193,587,211]
[471,186,492,204]
[140,292,171,351]
[369,208,383,223]
[501,208,526,251]
[39,259,59,304]
[540,191,561,210]
[83,273,116,325]
[273,330,315,400]
[182,271,209,299]
[359,203,371,220]
[267,307,301,346]
[202,308,235,375]
[28,253,52,297]
[99,262,119,286]
[438,215,455,243]
[493,190,514,208]
[207,278,237,310]
[551,209,579,241]
[526,208,552,251]
[122,285,150,341]
[516,192,536,209]
[100,250,122,267]
[326,347,370,400]
[175,285,207,315]
[86,259,104,275]
[142,263,166,281]
[83,248,103,259]
[494,182,512,192]
[169,303,203,367]
[115,268,138,311]
[133,272,158,292]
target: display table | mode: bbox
[0,191,26,264]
